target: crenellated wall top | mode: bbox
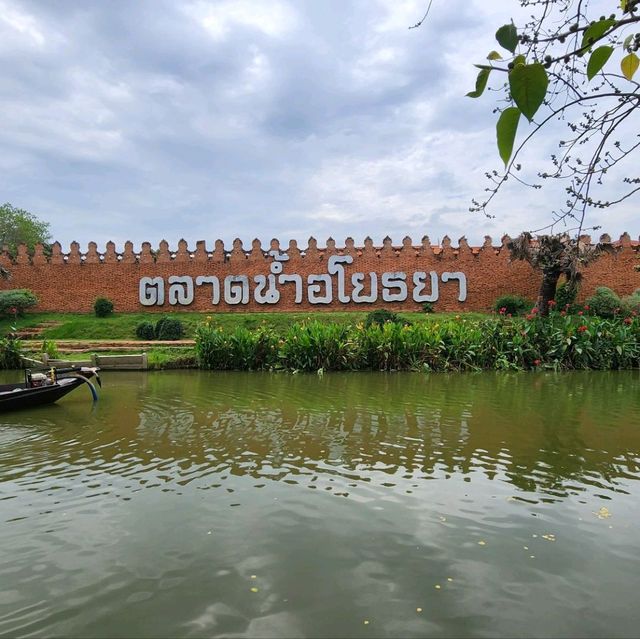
[1,233,639,266]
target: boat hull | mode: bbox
[0,369,100,412]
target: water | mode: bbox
[1,370,639,638]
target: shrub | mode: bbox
[554,281,579,310]
[365,309,408,328]
[154,316,168,339]
[0,334,22,369]
[94,297,114,317]
[135,321,156,340]
[493,294,530,316]
[156,317,185,340]
[585,287,622,319]
[622,288,640,316]
[0,289,37,317]
[422,302,435,313]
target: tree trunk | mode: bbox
[536,268,561,316]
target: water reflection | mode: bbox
[2,371,639,503]
[1,371,640,638]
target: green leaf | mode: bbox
[587,46,614,79]
[513,54,526,67]
[496,23,518,53]
[621,52,640,80]
[581,18,616,50]
[487,50,502,60]
[467,67,491,98]
[624,34,633,51]
[496,107,520,166]
[509,62,548,121]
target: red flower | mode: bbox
[577,311,583,316]
[9,306,17,314]
[578,325,588,333]
[560,310,566,316]
[624,317,633,325]
[531,307,538,314]
[548,300,556,307]
[584,305,590,311]
[499,307,507,315]
[533,359,541,366]
[526,314,534,320]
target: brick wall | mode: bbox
[1,233,638,313]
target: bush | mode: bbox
[585,287,622,319]
[135,321,156,340]
[622,288,640,316]
[493,294,530,316]
[422,302,435,313]
[365,309,408,328]
[0,289,37,317]
[156,317,185,340]
[94,297,114,317]
[555,281,578,310]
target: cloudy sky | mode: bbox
[0,0,636,250]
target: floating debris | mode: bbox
[478,540,486,546]
[541,534,556,542]
[447,577,453,582]
[250,587,259,593]
[250,575,257,579]
[594,506,612,519]
[363,620,370,625]
[416,607,423,613]
[434,584,441,590]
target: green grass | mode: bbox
[1,311,490,341]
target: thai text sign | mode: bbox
[139,252,467,307]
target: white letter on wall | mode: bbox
[381,272,408,302]
[279,274,303,303]
[195,276,220,305]
[351,272,378,303]
[139,277,165,306]
[168,276,194,305]
[254,274,280,304]
[224,275,250,305]
[327,255,354,303]
[412,271,439,302]
[307,274,332,304]
[441,272,467,302]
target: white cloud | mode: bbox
[185,0,297,40]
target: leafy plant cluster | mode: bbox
[0,289,38,317]
[585,285,640,318]
[364,309,411,328]
[93,297,114,317]
[493,294,531,316]
[0,333,22,369]
[195,314,640,372]
[136,317,185,341]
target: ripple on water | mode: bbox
[1,370,640,637]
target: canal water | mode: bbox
[1,371,639,638]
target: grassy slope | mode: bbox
[2,311,489,341]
